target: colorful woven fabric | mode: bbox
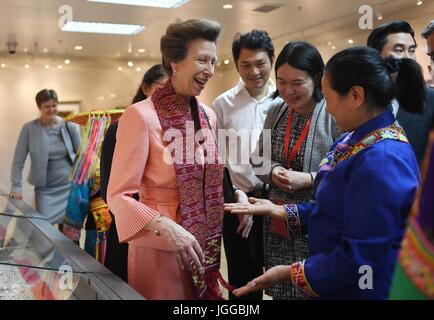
[64,182,90,229]
[390,130,434,300]
[289,260,318,298]
[68,112,113,186]
[90,196,111,233]
[316,123,407,188]
[65,110,124,127]
[64,111,113,262]
[284,204,301,236]
[152,80,226,299]
[392,216,434,299]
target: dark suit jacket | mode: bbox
[100,121,118,202]
[99,121,129,282]
[397,86,434,164]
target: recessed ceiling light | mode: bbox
[138,48,146,53]
[1,63,6,68]
[24,48,28,53]
[332,45,337,50]
[348,39,354,44]
[327,41,332,46]
[136,67,142,72]
[43,48,48,53]
[224,59,230,65]
[61,21,145,35]
[128,61,134,67]
[45,65,50,69]
[110,93,117,98]
[24,64,30,68]
[74,45,83,51]
[378,15,383,20]
[87,0,189,8]
[417,1,423,5]
[58,65,63,69]
[65,59,71,64]
[118,67,123,71]
[223,4,233,9]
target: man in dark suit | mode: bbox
[422,20,434,83]
[367,20,434,164]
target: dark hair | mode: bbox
[132,64,165,104]
[325,46,425,114]
[273,41,324,102]
[160,19,221,76]
[232,29,274,65]
[367,20,416,52]
[35,89,58,107]
[422,20,434,39]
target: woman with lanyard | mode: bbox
[251,41,340,300]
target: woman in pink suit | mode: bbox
[107,19,231,300]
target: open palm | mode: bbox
[223,197,280,218]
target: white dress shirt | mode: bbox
[212,79,276,192]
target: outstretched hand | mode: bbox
[9,192,23,200]
[233,265,292,297]
[233,189,253,238]
[223,197,286,220]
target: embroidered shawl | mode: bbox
[152,80,227,299]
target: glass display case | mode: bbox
[0,185,143,300]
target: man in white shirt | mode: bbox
[212,29,275,300]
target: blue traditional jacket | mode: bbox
[286,111,419,299]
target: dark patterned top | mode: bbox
[269,108,314,204]
[264,107,314,300]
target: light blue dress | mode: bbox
[34,125,72,224]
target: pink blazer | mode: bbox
[107,97,218,251]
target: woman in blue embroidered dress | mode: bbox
[224,46,425,299]
[252,41,339,300]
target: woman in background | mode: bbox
[130,64,167,104]
[10,89,81,225]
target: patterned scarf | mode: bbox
[152,80,228,299]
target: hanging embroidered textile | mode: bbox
[63,110,121,263]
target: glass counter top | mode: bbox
[0,213,76,272]
[0,196,24,217]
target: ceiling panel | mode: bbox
[0,0,432,62]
